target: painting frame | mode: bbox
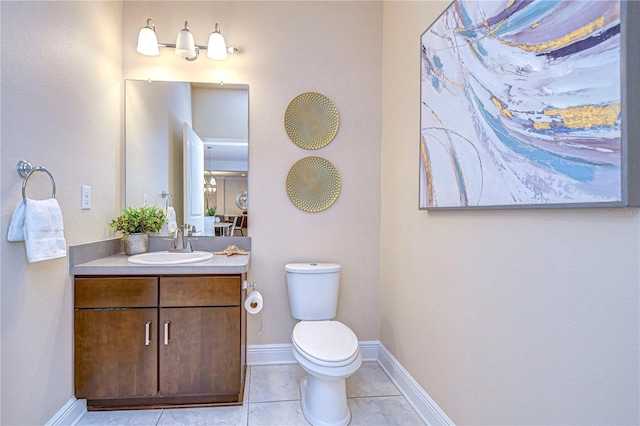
[419,0,640,210]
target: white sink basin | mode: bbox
[128,251,214,265]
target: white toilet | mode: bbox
[285,262,362,426]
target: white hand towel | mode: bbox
[166,206,178,234]
[24,198,67,263]
[7,200,26,241]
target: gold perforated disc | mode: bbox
[286,157,341,212]
[284,92,339,150]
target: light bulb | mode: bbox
[175,21,197,59]
[137,19,159,56]
[207,23,228,60]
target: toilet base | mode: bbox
[299,375,351,426]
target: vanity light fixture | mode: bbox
[136,18,238,61]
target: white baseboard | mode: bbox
[45,397,86,426]
[247,340,454,426]
[377,344,454,426]
[247,343,296,365]
[357,340,380,361]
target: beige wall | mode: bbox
[380,2,640,425]
[123,1,383,345]
[0,2,123,424]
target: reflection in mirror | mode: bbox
[125,80,249,237]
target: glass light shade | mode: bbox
[137,26,159,56]
[175,22,197,59]
[207,24,228,60]
[210,176,217,185]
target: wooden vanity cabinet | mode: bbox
[74,275,246,410]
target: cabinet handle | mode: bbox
[145,321,151,346]
[164,321,170,345]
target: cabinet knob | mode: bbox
[164,321,170,345]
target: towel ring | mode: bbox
[162,190,174,207]
[17,160,56,201]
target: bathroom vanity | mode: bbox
[69,242,249,410]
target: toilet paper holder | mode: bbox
[243,281,264,335]
[243,281,261,309]
[242,280,256,291]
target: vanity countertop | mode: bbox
[70,252,250,276]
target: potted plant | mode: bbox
[109,206,167,255]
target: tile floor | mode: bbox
[77,362,425,425]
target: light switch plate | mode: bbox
[81,185,91,210]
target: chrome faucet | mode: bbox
[167,226,196,252]
[171,228,185,251]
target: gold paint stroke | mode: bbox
[543,104,621,129]
[531,22,541,29]
[420,136,434,207]
[486,19,507,37]
[445,77,465,89]
[501,15,605,53]
[533,121,552,131]
[491,96,513,119]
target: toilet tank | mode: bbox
[285,263,341,320]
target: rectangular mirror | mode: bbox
[125,80,249,237]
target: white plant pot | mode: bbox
[204,216,216,236]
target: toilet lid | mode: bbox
[285,263,341,273]
[292,321,359,366]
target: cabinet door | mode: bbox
[160,307,240,396]
[75,309,158,399]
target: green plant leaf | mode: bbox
[109,206,168,235]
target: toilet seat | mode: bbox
[292,321,359,367]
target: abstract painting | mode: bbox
[420,0,624,209]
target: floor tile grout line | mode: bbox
[348,394,411,400]
[155,408,164,426]
[249,398,302,404]
[249,392,402,405]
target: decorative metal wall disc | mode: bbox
[286,156,341,212]
[284,92,339,150]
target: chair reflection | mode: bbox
[223,214,246,236]
[233,214,246,236]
